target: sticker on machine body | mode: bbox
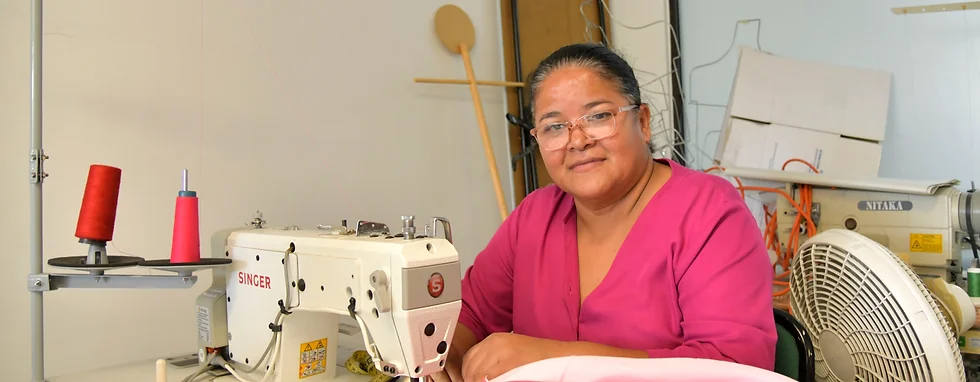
[910,233,943,253]
[299,338,328,379]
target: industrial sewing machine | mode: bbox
[723,167,975,283]
[719,166,980,377]
[193,214,462,382]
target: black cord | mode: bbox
[596,0,610,47]
[967,182,980,262]
[510,0,538,194]
[506,113,538,172]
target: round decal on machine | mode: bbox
[427,272,444,298]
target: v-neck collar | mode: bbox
[558,158,682,339]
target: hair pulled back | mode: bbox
[527,43,642,119]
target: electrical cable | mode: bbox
[578,0,691,163]
[962,12,980,264]
[510,0,538,193]
[579,0,774,170]
[182,352,219,382]
[704,158,818,314]
[216,244,391,382]
[685,19,765,169]
[219,245,296,382]
[966,183,980,263]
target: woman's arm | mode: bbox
[546,340,649,359]
[447,324,479,362]
[455,204,521,341]
[441,323,478,381]
[443,193,532,377]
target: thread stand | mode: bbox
[137,169,232,277]
[37,241,202,291]
[138,259,230,278]
[29,272,198,291]
[20,2,222,381]
[47,240,143,276]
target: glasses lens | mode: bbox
[533,110,621,150]
[535,127,567,150]
[582,112,617,140]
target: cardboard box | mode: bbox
[724,46,892,140]
[714,47,892,178]
[718,118,882,178]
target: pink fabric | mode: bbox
[487,356,795,382]
[459,159,777,372]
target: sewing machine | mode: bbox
[191,215,462,382]
[723,166,973,282]
[776,179,974,283]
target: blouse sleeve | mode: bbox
[457,198,527,342]
[645,180,778,371]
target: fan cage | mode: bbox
[789,232,965,382]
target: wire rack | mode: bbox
[578,0,767,170]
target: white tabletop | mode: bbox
[46,358,382,382]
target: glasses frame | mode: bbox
[530,104,640,151]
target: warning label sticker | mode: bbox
[298,338,328,379]
[910,233,943,253]
[196,306,210,343]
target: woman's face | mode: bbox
[532,66,651,203]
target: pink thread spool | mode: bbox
[170,169,200,263]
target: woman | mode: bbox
[435,43,776,382]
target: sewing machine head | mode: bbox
[195,215,462,381]
[774,183,975,282]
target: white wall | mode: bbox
[606,0,677,160]
[679,0,980,182]
[0,0,512,380]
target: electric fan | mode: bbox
[789,229,966,381]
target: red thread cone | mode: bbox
[170,195,201,263]
[75,164,122,242]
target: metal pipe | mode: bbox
[30,0,46,381]
[667,0,687,166]
[597,1,609,47]
[510,0,538,194]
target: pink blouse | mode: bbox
[459,158,777,372]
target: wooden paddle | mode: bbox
[429,4,511,222]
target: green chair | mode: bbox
[773,308,815,382]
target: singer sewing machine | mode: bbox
[190,214,462,382]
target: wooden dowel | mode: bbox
[415,77,525,88]
[459,42,510,222]
[155,359,167,382]
[891,1,980,14]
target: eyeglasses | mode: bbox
[530,104,639,151]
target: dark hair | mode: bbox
[527,43,642,119]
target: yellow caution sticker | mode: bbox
[910,233,943,253]
[298,338,328,379]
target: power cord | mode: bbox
[965,181,980,264]
[205,243,394,381]
[181,352,218,382]
[219,244,296,382]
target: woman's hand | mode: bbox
[461,333,559,382]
